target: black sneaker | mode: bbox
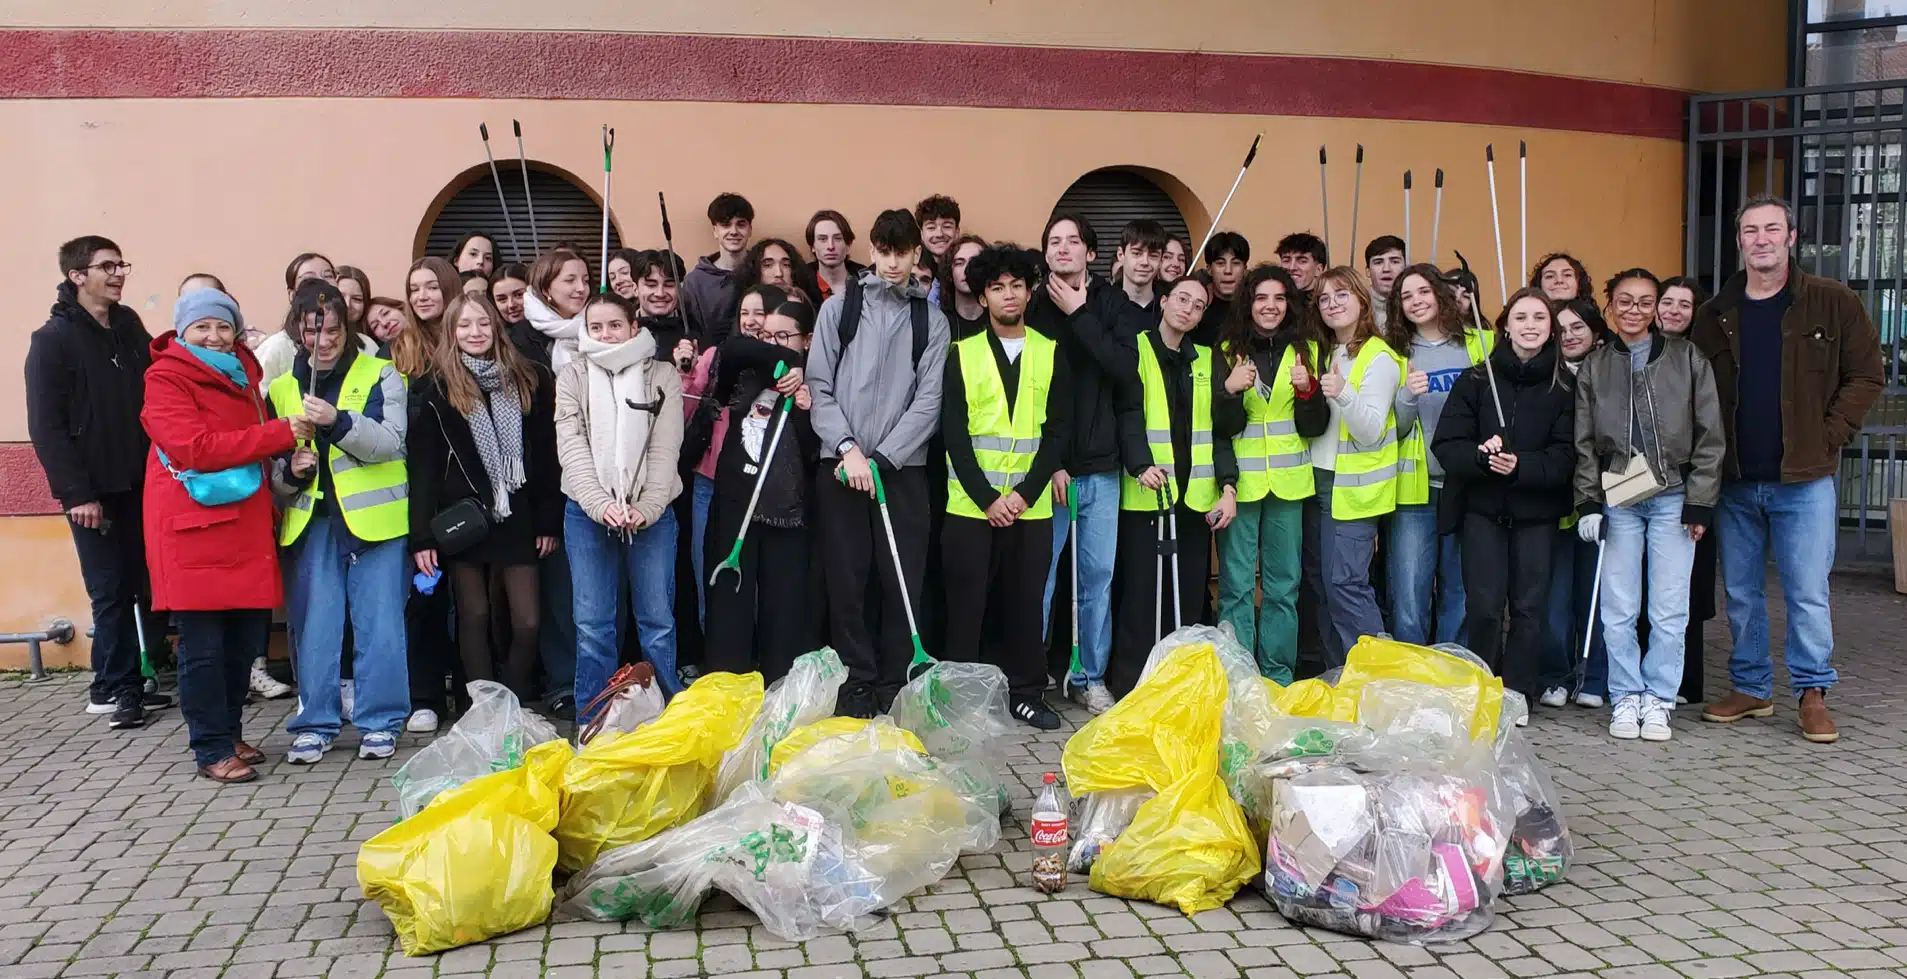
[108,691,145,730]
[677,664,703,688]
[547,695,576,722]
[140,690,174,710]
[1011,696,1062,731]
[836,683,875,720]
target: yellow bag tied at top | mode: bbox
[555,671,765,872]
[767,716,926,774]
[1062,643,1259,914]
[358,739,574,956]
[1334,636,1504,739]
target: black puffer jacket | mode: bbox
[1431,341,1576,533]
[1026,276,1144,477]
[24,281,154,507]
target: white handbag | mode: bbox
[1602,384,1666,508]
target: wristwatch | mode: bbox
[837,438,859,457]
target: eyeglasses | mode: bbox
[1613,296,1657,313]
[743,324,804,344]
[85,261,132,275]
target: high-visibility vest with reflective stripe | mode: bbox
[1232,339,1319,504]
[1397,328,1496,506]
[1122,338,1219,513]
[267,355,409,546]
[946,331,1056,520]
[1327,338,1403,521]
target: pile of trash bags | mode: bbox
[356,649,1016,955]
[1061,626,1571,944]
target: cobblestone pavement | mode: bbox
[4,571,1907,979]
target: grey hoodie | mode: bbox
[809,270,951,469]
[680,254,739,346]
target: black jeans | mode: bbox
[941,514,1053,701]
[406,583,459,715]
[71,491,157,701]
[1110,503,1213,697]
[1459,513,1554,701]
[814,464,929,700]
[703,503,813,685]
[175,609,270,767]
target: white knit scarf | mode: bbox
[525,289,586,370]
[577,330,658,508]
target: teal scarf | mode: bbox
[185,343,248,388]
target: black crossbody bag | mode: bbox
[426,403,491,556]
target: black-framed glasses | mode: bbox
[86,261,132,275]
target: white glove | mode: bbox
[1576,513,1603,543]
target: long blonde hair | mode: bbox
[1313,266,1382,359]
[433,292,539,416]
[391,256,461,377]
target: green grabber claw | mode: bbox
[839,457,949,718]
[709,362,791,591]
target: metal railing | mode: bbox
[1688,78,1907,561]
[0,619,77,682]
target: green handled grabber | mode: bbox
[710,362,791,591]
[837,458,931,678]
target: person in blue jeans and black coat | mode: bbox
[1691,196,1884,744]
[1571,268,1724,744]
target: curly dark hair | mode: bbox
[1383,263,1470,353]
[1218,263,1320,375]
[1529,251,1592,301]
[962,243,1043,301]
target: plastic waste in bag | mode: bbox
[389,681,562,820]
[889,660,1015,814]
[1495,724,1572,894]
[1063,642,1259,914]
[578,662,665,746]
[555,671,765,872]
[767,716,925,774]
[713,648,846,802]
[1066,788,1152,875]
[1335,637,1504,739]
[1136,625,1280,804]
[359,739,573,955]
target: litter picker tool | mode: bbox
[1153,484,1182,643]
[838,460,931,678]
[1403,170,1413,262]
[515,120,540,255]
[1190,133,1261,270]
[660,191,694,368]
[1519,140,1528,287]
[709,363,792,591]
[1349,144,1364,260]
[599,125,615,294]
[479,123,524,263]
[1456,250,1508,429]
[1575,536,1607,695]
[1487,144,1508,306]
[1066,488,1081,693]
[1319,146,1331,260]
[1430,169,1445,267]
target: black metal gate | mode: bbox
[1686,78,1907,560]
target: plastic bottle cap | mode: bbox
[1043,773,1057,784]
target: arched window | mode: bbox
[419,163,622,268]
[1050,168,1193,280]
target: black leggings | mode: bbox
[449,562,540,697]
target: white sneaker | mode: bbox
[1538,686,1568,708]
[406,709,439,733]
[1674,694,1690,706]
[339,680,354,720]
[1609,695,1643,740]
[1640,696,1673,741]
[249,658,292,700]
[1575,692,1605,709]
[1515,713,1529,727]
[1075,682,1116,715]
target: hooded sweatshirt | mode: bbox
[680,255,740,348]
[25,281,154,507]
[808,270,951,469]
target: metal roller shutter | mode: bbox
[423,163,622,267]
[1050,168,1192,280]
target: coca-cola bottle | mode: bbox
[1030,773,1069,893]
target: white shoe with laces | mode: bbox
[1609,695,1643,740]
[1538,686,1568,708]
[1576,692,1605,709]
[249,658,292,700]
[1640,695,1673,741]
[1077,682,1116,715]
[406,709,439,734]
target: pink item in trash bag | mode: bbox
[1369,843,1479,924]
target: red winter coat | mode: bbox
[141,333,296,612]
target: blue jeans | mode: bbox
[1541,525,1608,695]
[1718,476,1839,698]
[1044,471,1119,686]
[1316,470,1386,663]
[690,473,715,629]
[1600,492,1695,702]
[284,513,410,739]
[1384,492,1467,646]
[568,501,679,711]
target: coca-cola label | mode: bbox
[1030,815,1068,848]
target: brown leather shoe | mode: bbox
[198,756,258,784]
[234,742,266,766]
[1798,689,1839,743]
[1701,691,1775,723]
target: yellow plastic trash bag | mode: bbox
[1063,644,1259,914]
[1265,677,1340,718]
[358,739,573,956]
[767,716,925,774]
[556,672,765,872]
[1334,637,1503,739]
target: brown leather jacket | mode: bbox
[1690,260,1885,483]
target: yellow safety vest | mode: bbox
[267,354,409,546]
[1326,338,1404,521]
[1231,339,1319,504]
[1397,329,1495,505]
[946,331,1056,520]
[1122,336,1219,513]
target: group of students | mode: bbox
[26,189,1880,785]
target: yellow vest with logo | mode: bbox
[1397,328,1495,506]
[1231,339,1319,504]
[267,355,409,546]
[1122,337,1219,513]
[1327,338,1403,521]
[946,331,1056,520]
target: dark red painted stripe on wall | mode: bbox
[0,443,61,517]
[0,29,1688,139]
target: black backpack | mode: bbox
[838,281,931,367]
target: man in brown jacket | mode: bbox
[1690,195,1884,744]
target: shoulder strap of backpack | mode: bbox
[910,296,929,367]
[838,282,865,355]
